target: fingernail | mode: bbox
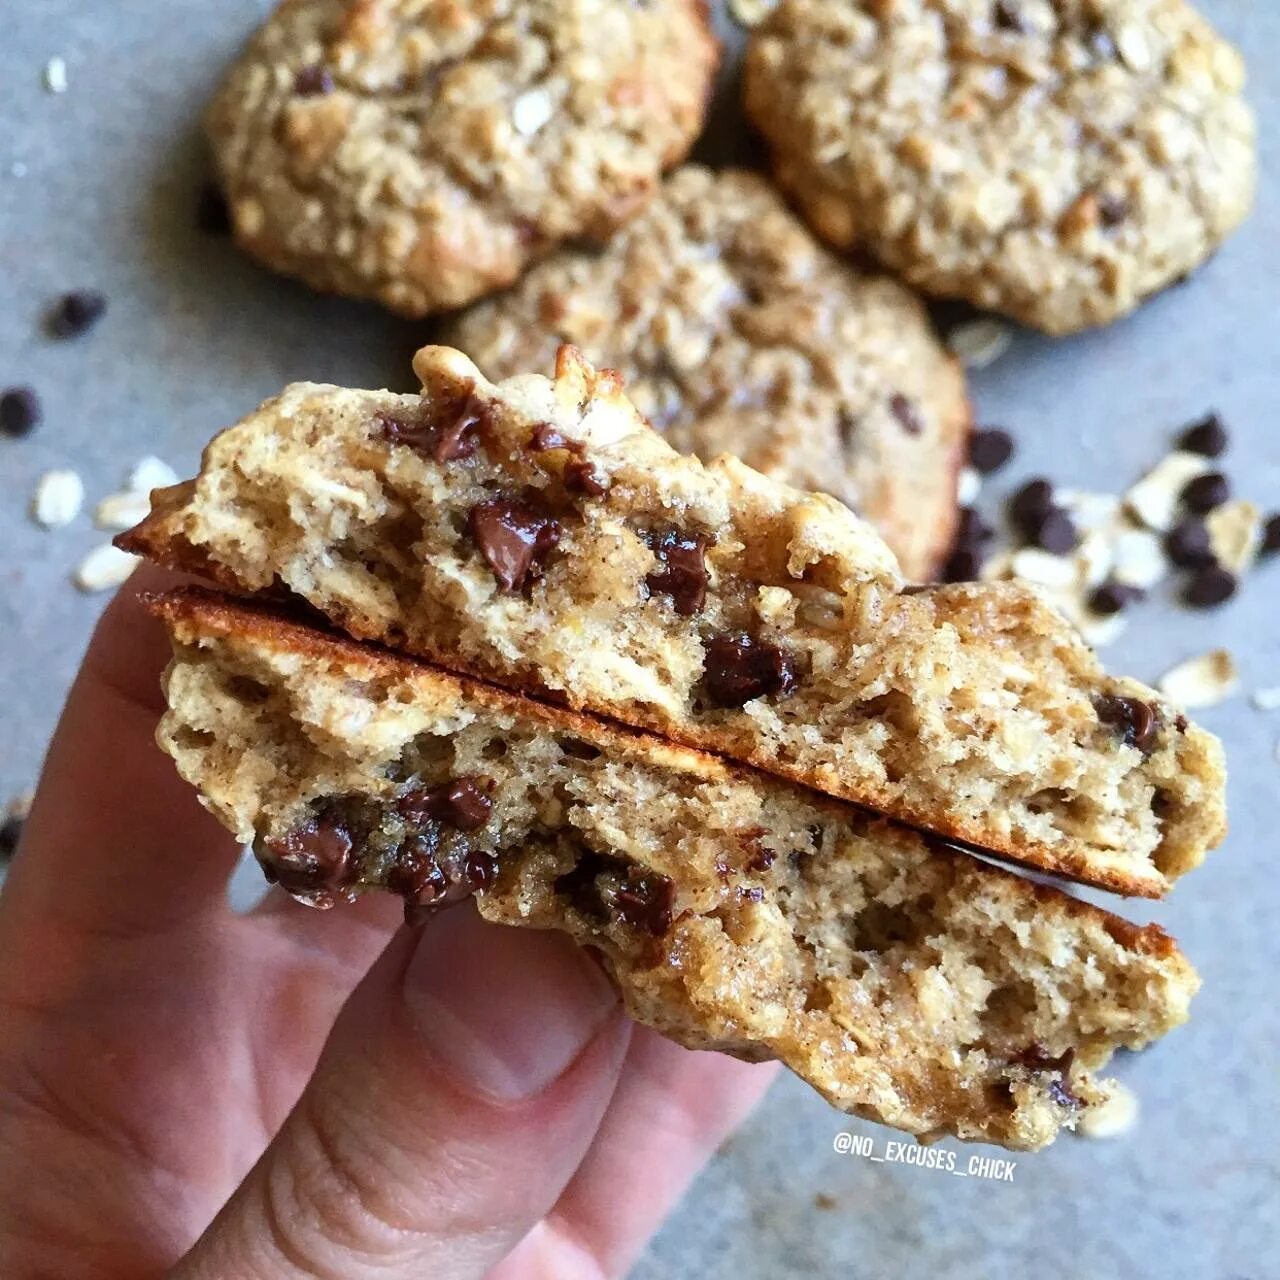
[404,904,620,1102]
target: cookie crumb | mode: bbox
[947,319,1013,370]
[43,56,68,94]
[74,543,139,593]
[32,469,84,528]
[1158,650,1239,709]
[1251,686,1280,712]
[1077,1082,1139,1140]
[95,490,153,532]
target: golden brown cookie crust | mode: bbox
[745,0,1256,334]
[447,166,968,579]
[207,0,719,316]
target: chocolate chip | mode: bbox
[259,815,355,898]
[1179,413,1228,458]
[398,776,493,832]
[702,634,798,708]
[1183,565,1237,608]
[1015,1046,1081,1108]
[645,527,712,616]
[748,846,777,872]
[0,815,23,864]
[968,427,1014,474]
[1094,695,1159,753]
[529,423,569,452]
[1181,471,1229,514]
[1261,514,1280,557]
[993,0,1026,32]
[1008,478,1054,532]
[295,65,334,95]
[464,849,498,893]
[469,494,561,592]
[1031,508,1077,554]
[738,885,765,903]
[47,290,107,339]
[1164,517,1214,568]
[554,851,611,920]
[956,506,994,546]
[1097,193,1129,228]
[196,182,231,235]
[0,386,41,438]
[889,393,924,436]
[379,390,489,464]
[1088,580,1144,616]
[613,870,677,937]
[386,831,449,908]
[564,457,609,496]
[942,546,983,582]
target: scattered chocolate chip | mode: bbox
[889,393,924,436]
[1008,478,1054,532]
[398,776,493,832]
[0,815,23,863]
[47,290,107,339]
[1031,508,1078,554]
[564,457,609,496]
[614,869,677,937]
[968,427,1014,474]
[702,633,799,709]
[1261,514,1280,557]
[0,385,41,437]
[992,0,1026,32]
[1097,193,1129,228]
[1179,413,1228,458]
[259,815,355,898]
[1181,471,1229,515]
[196,182,231,235]
[942,546,983,583]
[1164,517,1214,568]
[956,506,995,546]
[1183,565,1237,609]
[1094,695,1159,753]
[1087,580,1144,616]
[295,65,334,96]
[468,494,561,592]
[380,390,489,464]
[645,527,712,616]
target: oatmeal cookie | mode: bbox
[744,0,1256,334]
[447,167,968,580]
[118,344,1226,897]
[152,587,1198,1151]
[206,0,718,316]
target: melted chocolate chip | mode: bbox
[1180,413,1228,458]
[469,494,561,592]
[386,832,448,907]
[464,849,498,893]
[702,634,799,709]
[554,852,676,936]
[968,427,1014,474]
[554,851,612,920]
[529,423,569,452]
[613,870,677,937]
[260,815,355,898]
[295,65,334,96]
[564,457,609,496]
[645,527,712,616]
[889,393,924,436]
[1164,517,1214,568]
[748,846,777,873]
[1095,695,1159,753]
[1182,471,1230,515]
[1017,1046,1080,1108]
[398,776,493,832]
[379,390,488,464]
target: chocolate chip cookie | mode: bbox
[118,344,1227,896]
[745,0,1256,334]
[153,587,1199,1151]
[206,0,719,316]
[446,167,969,579]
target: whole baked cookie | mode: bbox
[446,167,968,579]
[206,0,718,316]
[744,0,1256,334]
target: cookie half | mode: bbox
[207,0,719,316]
[447,166,969,580]
[151,587,1198,1151]
[117,344,1226,896]
[745,0,1256,334]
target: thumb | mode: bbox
[174,904,630,1280]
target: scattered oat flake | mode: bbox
[956,467,981,506]
[1011,547,1077,589]
[32,469,84,528]
[44,56,68,94]
[511,89,554,137]
[1124,452,1210,532]
[1206,499,1262,576]
[728,0,779,26]
[1251,687,1280,712]
[1058,489,1121,533]
[74,544,139,593]
[1078,1082,1140,1140]
[1158,650,1239,709]
[95,490,152,531]
[1076,531,1114,588]
[128,455,179,493]
[946,318,1012,370]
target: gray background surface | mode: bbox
[1,3,1276,1277]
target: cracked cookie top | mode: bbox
[745,0,1255,333]
[447,167,968,579]
[206,0,719,316]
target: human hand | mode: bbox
[0,568,776,1278]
